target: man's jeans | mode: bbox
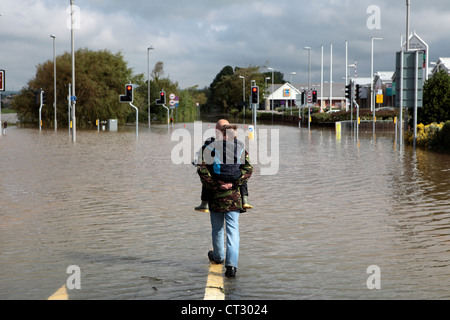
[210,211,240,268]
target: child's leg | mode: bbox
[240,182,253,209]
[195,185,211,212]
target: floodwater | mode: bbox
[1,123,450,300]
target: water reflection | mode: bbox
[0,124,450,299]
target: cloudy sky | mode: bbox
[1,0,450,91]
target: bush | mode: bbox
[310,109,397,124]
[405,121,450,151]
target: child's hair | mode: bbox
[219,124,238,140]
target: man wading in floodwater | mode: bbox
[197,120,253,278]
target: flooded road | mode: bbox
[1,123,450,300]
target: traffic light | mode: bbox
[251,86,259,104]
[119,84,133,103]
[345,83,352,100]
[312,90,317,103]
[301,91,305,105]
[42,91,47,104]
[156,90,166,105]
[355,84,361,100]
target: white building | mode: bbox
[265,82,346,111]
[431,58,450,76]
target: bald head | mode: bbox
[216,119,229,130]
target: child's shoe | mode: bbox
[195,201,209,213]
[242,196,253,209]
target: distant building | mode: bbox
[264,83,301,111]
[265,82,346,111]
[431,58,450,76]
[373,71,395,108]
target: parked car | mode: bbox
[375,107,394,111]
[326,109,341,114]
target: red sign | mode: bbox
[0,70,4,91]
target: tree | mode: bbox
[206,65,279,112]
[419,70,450,124]
[12,48,136,127]
[152,61,165,81]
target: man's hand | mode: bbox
[218,181,233,190]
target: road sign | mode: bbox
[395,50,424,109]
[169,93,176,100]
[307,91,312,103]
[376,94,383,104]
[0,70,5,91]
[70,95,77,102]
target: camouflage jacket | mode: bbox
[197,150,253,213]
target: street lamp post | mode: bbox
[290,72,296,115]
[303,47,311,130]
[267,68,274,111]
[371,37,383,134]
[321,45,324,112]
[239,76,245,123]
[268,68,274,125]
[51,35,57,131]
[147,45,154,129]
[329,43,333,112]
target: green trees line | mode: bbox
[12,49,207,128]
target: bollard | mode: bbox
[336,122,342,134]
[248,125,255,140]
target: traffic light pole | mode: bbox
[162,105,169,130]
[252,103,257,128]
[129,103,139,139]
[39,89,44,132]
[350,81,354,129]
[353,99,360,139]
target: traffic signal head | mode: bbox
[119,84,134,103]
[41,91,47,105]
[345,83,352,100]
[251,86,259,104]
[312,90,317,103]
[156,90,166,105]
[355,84,361,100]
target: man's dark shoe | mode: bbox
[225,266,237,278]
[208,250,223,264]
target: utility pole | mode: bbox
[51,35,57,131]
[70,0,76,142]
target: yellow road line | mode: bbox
[204,263,225,300]
[48,284,68,300]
